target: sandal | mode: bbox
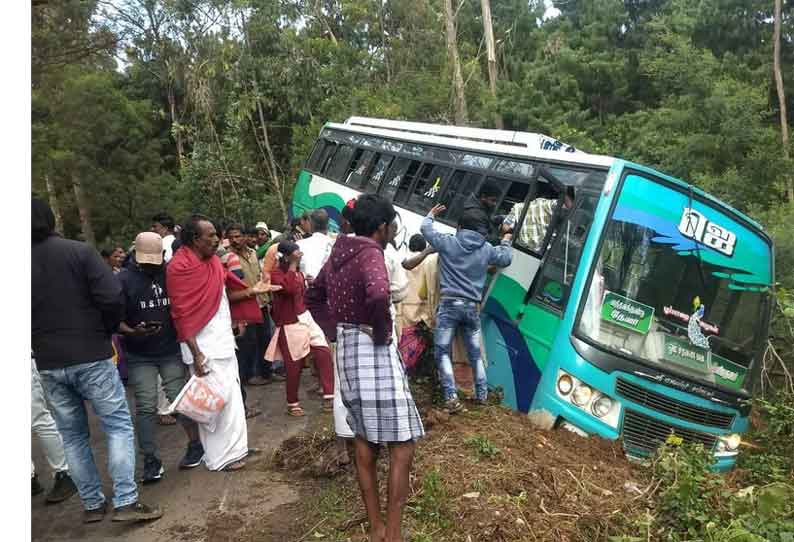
[158,414,177,426]
[222,460,246,472]
[322,398,334,412]
[287,404,306,417]
[245,407,262,419]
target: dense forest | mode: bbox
[31,0,793,368]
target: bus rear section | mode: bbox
[526,163,773,470]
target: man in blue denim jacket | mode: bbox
[420,204,513,413]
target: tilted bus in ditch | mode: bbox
[291,117,774,470]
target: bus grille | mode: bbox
[616,378,734,429]
[621,409,717,454]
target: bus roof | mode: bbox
[325,117,765,234]
[325,117,615,170]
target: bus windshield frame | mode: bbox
[572,170,773,397]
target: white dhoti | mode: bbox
[189,355,248,471]
[332,345,354,438]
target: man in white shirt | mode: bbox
[297,209,335,281]
[151,213,177,262]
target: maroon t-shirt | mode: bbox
[314,235,392,344]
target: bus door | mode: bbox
[481,167,549,411]
[514,172,602,412]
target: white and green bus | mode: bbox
[292,117,774,469]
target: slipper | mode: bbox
[158,414,177,426]
[245,407,262,419]
[287,405,306,417]
[222,460,246,472]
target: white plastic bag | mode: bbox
[167,366,231,432]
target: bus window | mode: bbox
[511,179,562,254]
[306,140,325,170]
[325,144,355,181]
[440,170,483,222]
[494,180,531,222]
[317,141,338,174]
[364,154,394,194]
[494,159,534,178]
[531,191,597,311]
[407,165,451,213]
[344,149,377,188]
[381,158,418,202]
[395,161,423,203]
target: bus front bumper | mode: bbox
[531,389,739,472]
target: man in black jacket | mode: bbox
[118,232,204,484]
[31,199,162,524]
[461,181,501,243]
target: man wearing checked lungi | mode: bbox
[314,194,424,542]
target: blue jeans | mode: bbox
[39,359,138,510]
[434,298,487,401]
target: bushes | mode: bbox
[618,394,794,542]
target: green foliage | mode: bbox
[618,395,794,542]
[407,469,451,533]
[465,435,501,460]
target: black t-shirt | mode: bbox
[117,264,180,357]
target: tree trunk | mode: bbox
[168,86,184,172]
[444,0,468,125]
[773,0,793,204]
[378,0,391,84]
[72,177,95,245]
[44,174,64,234]
[481,0,503,129]
[255,95,289,223]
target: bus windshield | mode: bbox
[576,173,772,394]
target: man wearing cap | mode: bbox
[118,233,205,483]
[254,222,271,262]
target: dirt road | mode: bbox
[31,377,322,542]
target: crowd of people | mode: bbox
[31,182,523,541]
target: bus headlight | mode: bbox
[571,385,592,407]
[557,374,574,396]
[591,395,613,418]
[722,434,741,451]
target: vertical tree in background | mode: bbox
[773,0,793,204]
[444,0,468,124]
[480,0,502,128]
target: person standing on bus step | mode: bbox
[421,204,513,413]
[31,198,163,523]
[313,194,424,542]
[118,232,205,483]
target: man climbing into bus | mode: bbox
[461,181,502,243]
[421,204,513,414]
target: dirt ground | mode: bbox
[31,375,324,542]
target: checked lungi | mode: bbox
[336,324,425,444]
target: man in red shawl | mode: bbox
[166,214,268,471]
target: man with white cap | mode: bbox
[254,221,271,263]
[117,232,204,484]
